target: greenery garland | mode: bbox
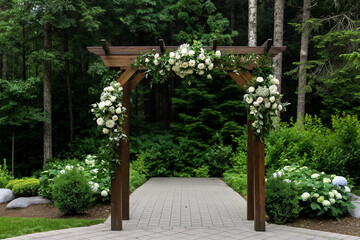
[132,41,288,139]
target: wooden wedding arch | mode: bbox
[87,39,286,232]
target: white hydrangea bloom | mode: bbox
[301,192,310,201]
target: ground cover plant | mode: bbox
[0,217,104,239]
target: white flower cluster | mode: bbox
[167,43,221,79]
[92,81,127,144]
[243,74,286,136]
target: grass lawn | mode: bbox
[0,217,104,239]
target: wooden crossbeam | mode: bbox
[130,72,145,91]
[159,39,165,54]
[227,71,253,91]
[117,67,137,85]
[101,39,111,54]
[261,39,273,52]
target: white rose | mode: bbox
[257,97,263,103]
[246,97,253,104]
[205,58,212,65]
[169,59,175,65]
[154,53,159,59]
[154,59,159,65]
[106,119,115,128]
[272,103,278,109]
[253,101,259,107]
[182,62,189,68]
[181,48,187,55]
[189,50,195,56]
[102,128,109,134]
[248,86,255,93]
[198,70,205,75]
[105,100,112,106]
[269,96,275,103]
[101,190,108,197]
[110,96,116,102]
[187,69,194,74]
[97,118,104,125]
[172,64,180,72]
[98,102,106,110]
[215,50,221,57]
[278,105,283,111]
[207,74,212,79]
[175,54,181,59]
[208,63,214,70]
[91,109,94,112]
[169,52,175,58]
[112,115,118,121]
[114,82,120,88]
[265,102,271,108]
[199,53,206,60]
[269,85,278,94]
[271,78,280,85]
[256,77,264,83]
[107,87,114,92]
[197,63,205,69]
[115,107,122,114]
[189,60,196,67]
[145,58,150,63]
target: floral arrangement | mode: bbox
[133,41,224,84]
[244,74,288,139]
[91,81,127,145]
[270,165,354,220]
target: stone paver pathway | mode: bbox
[5,178,360,240]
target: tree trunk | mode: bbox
[297,0,311,123]
[43,22,52,167]
[273,0,284,119]
[63,31,74,142]
[12,127,14,177]
[248,0,257,47]
[273,0,284,93]
[22,24,26,81]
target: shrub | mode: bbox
[0,159,12,188]
[129,166,147,193]
[193,165,210,178]
[52,169,94,214]
[270,165,355,220]
[7,178,40,197]
[223,171,247,197]
[265,175,301,224]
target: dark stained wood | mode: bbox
[261,39,273,52]
[117,67,137,85]
[268,46,287,56]
[111,161,122,230]
[130,72,146,91]
[247,112,255,221]
[87,46,275,56]
[121,81,130,220]
[212,39,218,50]
[254,137,265,231]
[101,39,111,54]
[159,39,165,53]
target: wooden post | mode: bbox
[254,136,265,231]
[111,161,122,230]
[121,81,130,220]
[247,111,254,220]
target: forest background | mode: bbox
[0,0,359,181]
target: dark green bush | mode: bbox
[52,169,94,214]
[129,166,147,193]
[265,176,301,224]
[7,178,40,197]
[223,171,247,197]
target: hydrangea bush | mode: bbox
[91,81,127,145]
[243,74,288,139]
[269,165,355,220]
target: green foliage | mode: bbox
[266,114,360,185]
[52,169,94,214]
[265,175,301,224]
[0,159,12,188]
[0,217,104,239]
[129,166,147,193]
[8,178,40,197]
[269,166,354,220]
[223,171,247,197]
[193,165,210,178]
